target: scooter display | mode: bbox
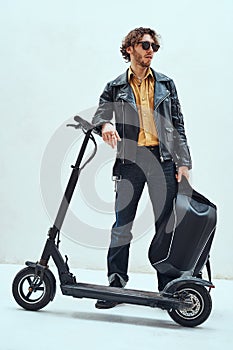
[12,116,215,327]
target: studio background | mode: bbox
[0,0,232,279]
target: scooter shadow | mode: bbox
[41,307,183,330]
[72,311,180,329]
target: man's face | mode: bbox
[127,34,155,68]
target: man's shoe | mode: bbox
[95,299,120,309]
[95,275,123,309]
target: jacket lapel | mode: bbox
[152,70,171,110]
[112,71,137,111]
[112,68,170,111]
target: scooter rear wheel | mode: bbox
[167,283,212,327]
[12,267,53,311]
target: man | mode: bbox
[92,27,192,309]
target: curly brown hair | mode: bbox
[120,27,161,62]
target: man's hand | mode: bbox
[176,166,189,182]
[102,123,121,149]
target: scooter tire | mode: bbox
[167,283,212,327]
[12,267,53,311]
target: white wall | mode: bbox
[1,0,233,279]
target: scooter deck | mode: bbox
[61,282,190,310]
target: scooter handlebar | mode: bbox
[67,115,95,132]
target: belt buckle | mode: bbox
[112,175,122,182]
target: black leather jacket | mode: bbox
[92,68,192,176]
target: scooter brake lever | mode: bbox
[66,123,82,129]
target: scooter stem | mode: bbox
[39,129,93,265]
[53,129,93,235]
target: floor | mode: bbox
[1,264,232,350]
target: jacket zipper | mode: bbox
[121,100,125,164]
[154,91,170,162]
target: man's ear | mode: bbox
[126,46,133,54]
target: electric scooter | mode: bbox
[12,116,215,327]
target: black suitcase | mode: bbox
[148,177,217,279]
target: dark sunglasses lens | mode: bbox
[141,41,150,50]
[152,43,160,52]
[141,41,159,52]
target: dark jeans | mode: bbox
[107,146,178,291]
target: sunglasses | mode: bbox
[137,41,160,52]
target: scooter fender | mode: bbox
[161,276,214,295]
[25,261,56,301]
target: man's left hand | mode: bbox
[176,166,189,182]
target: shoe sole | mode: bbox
[95,302,121,309]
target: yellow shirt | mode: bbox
[128,67,159,146]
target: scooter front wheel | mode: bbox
[12,267,54,311]
[167,283,212,327]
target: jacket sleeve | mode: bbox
[169,80,192,169]
[92,82,114,136]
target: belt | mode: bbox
[145,145,159,151]
[137,145,159,149]
[137,145,159,154]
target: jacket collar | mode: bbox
[112,68,171,110]
[111,68,171,86]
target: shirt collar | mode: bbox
[128,66,154,82]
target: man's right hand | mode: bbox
[102,123,121,149]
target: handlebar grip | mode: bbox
[73,115,94,131]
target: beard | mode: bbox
[132,49,151,67]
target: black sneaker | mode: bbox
[95,276,123,309]
[95,299,120,309]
